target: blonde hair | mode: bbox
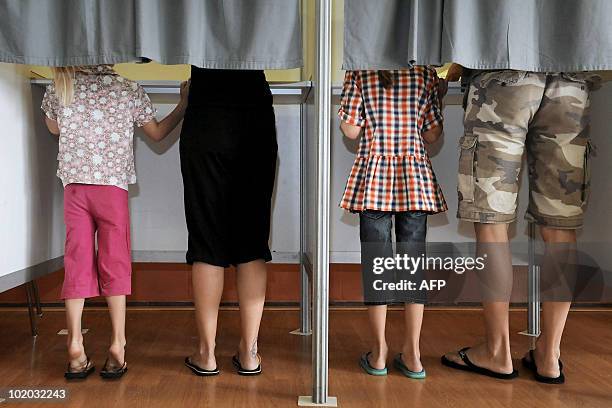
[52,66,85,106]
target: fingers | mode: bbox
[438,79,448,95]
[445,63,463,82]
[180,80,191,99]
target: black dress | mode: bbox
[180,67,278,267]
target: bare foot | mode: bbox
[444,343,514,374]
[367,344,389,370]
[108,342,126,368]
[189,351,217,371]
[524,348,561,378]
[399,352,423,373]
[236,338,264,371]
[67,340,87,369]
[237,347,259,370]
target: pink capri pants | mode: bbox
[62,184,132,299]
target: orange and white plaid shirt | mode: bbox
[338,67,447,213]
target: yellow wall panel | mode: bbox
[302,0,316,81]
[332,0,344,83]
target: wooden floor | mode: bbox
[0,308,611,408]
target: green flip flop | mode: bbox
[394,354,426,379]
[359,352,388,376]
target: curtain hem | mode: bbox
[343,58,612,73]
[0,51,304,70]
[0,53,141,67]
[445,60,612,73]
[139,56,304,70]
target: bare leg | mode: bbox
[444,223,514,374]
[105,295,127,367]
[367,305,389,370]
[190,262,225,370]
[401,303,424,372]
[65,298,86,368]
[235,260,267,370]
[526,227,576,377]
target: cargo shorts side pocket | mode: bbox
[582,140,596,204]
[458,134,478,204]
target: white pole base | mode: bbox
[519,330,541,337]
[290,329,312,336]
[298,396,338,407]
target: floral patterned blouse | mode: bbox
[41,65,156,189]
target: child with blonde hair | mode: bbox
[42,65,189,379]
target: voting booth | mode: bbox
[1,1,612,406]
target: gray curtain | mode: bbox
[135,0,302,69]
[343,0,612,72]
[0,0,303,69]
[442,0,612,72]
[343,0,444,70]
[0,0,137,66]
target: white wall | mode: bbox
[0,63,64,277]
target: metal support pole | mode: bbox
[521,223,540,343]
[32,280,43,317]
[409,0,419,63]
[298,0,336,406]
[25,281,39,337]
[292,94,312,337]
[298,263,312,335]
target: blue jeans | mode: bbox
[360,210,428,305]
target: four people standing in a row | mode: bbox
[43,62,595,385]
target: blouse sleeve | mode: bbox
[41,84,60,121]
[132,83,156,127]
[338,71,366,127]
[422,69,443,132]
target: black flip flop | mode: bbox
[522,349,563,371]
[184,357,220,376]
[359,352,388,376]
[232,354,262,376]
[521,350,565,384]
[65,356,95,380]
[441,347,518,380]
[100,358,128,379]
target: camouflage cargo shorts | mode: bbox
[457,70,596,229]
